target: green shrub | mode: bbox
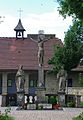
[45,96,48,103]
[0,115,14,120]
[0,107,14,120]
[73,112,83,120]
[67,101,75,107]
[49,96,57,104]
[38,105,43,110]
[80,101,83,107]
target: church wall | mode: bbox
[68,72,80,87]
[0,69,82,106]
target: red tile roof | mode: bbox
[72,64,83,72]
[0,37,62,70]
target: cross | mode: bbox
[18,8,23,19]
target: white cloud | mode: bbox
[0,10,72,41]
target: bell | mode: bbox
[18,32,21,36]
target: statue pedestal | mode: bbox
[36,87,46,103]
[36,65,46,103]
[75,95,81,107]
[58,91,66,107]
[17,90,25,107]
[2,94,7,107]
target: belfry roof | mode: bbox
[14,19,25,31]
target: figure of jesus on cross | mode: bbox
[30,30,49,67]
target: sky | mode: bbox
[0,0,72,41]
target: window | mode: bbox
[29,80,37,87]
[68,79,72,87]
[29,80,34,87]
[7,73,15,87]
[29,73,38,87]
[7,79,12,87]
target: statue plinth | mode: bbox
[58,91,66,107]
[36,87,46,103]
[36,64,46,103]
[17,90,25,106]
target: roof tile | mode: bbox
[0,37,62,70]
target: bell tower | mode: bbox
[14,19,25,39]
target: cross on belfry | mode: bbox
[18,8,23,19]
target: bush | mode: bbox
[80,101,83,108]
[73,112,83,120]
[0,115,14,120]
[0,107,14,120]
[49,96,57,104]
[67,101,75,107]
[38,105,43,110]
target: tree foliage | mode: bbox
[48,20,83,74]
[48,45,64,74]
[57,0,83,20]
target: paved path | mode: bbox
[0,107,83,120]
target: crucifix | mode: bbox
[30,30,50,87]
[30,30,50,67]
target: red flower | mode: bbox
[53,104,61,109]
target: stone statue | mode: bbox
[57,66,67,92]
[16,65,25,92]
[30,30,50,67]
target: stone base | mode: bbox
[2,94,7,107]
[36,87,46,103]
[38,103,52,110]
[27,104,36,110]
[76,95,81,107]
[17,91,25,106]
[58,91,66,107]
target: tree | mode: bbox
[48,45,64,74]
[50,0,83,74]
[57,0,83,20]
[48,20,83,74]
[63,20,83,71]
